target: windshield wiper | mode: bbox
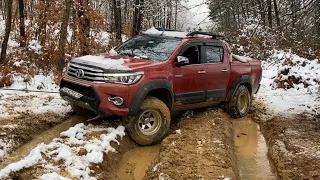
[119,52,135,57]
[119,52,149,60]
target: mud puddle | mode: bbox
[0,115,86,169]
[116,144,160,180]
[233,117,277,180]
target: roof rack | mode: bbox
[186,31,225,39]
[155,27,177,32]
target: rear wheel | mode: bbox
[225,85,251,118]
[123,96,171,145]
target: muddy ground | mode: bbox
[252,99,320,180]
[1,101,319,180]
[144,109,239,180]
[0,113,71,162]
[1,109,239,180]
[256,115,320,180]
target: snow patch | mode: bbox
[72,55,131,71]
[257,50,320,116]
[0,123,126,180]
[232,54,252,63]
[0,74,71,119]
[144,27,188,38]
[40,172,71,180]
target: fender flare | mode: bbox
[128,79,174,116]
[225,75,253,102]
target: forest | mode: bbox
[0,0,319,82]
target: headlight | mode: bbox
[104,72,144,84]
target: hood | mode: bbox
[71,55,160,72]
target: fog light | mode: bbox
[108,96,124,106]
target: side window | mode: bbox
[204,46,224,63]
[180,46,200,64]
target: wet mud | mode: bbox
[145,109,239,180]
[233,117,277,180]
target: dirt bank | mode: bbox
[0,113,67,162]
[144,109,239,180]
[260,115,320,180]
[2,109,240,180]
[252,99,320,180]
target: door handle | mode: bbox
[221,69,228,72]
[198,70,206,74]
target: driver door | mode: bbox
[173,42,207,105]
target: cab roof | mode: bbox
[143,27,225,39]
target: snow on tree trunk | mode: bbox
[0,0,13,64]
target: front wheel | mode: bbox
[123,96,171,145]
[225,85,251,118]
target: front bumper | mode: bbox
[59,77,134,116]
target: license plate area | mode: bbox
[60,87,83,99]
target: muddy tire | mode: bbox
[123,96,171,146]
[225,85,251,118]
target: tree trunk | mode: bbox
[37,0,48,45]
[131,0,139,36]
[257,0,266,26]
[267,0,273,28]
[0,0,4,20]
[113,0,122,42]
[174,0,177,30]
[0,0,13,64]
[273,0,280,28]
[57,0,73,74]
[18,0,26,47]
[78,0,90,56]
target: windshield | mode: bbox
[115,35,182,61]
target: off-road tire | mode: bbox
[123,96,171,146]
[70,104,92,116]
[225,85,251,118]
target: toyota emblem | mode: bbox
[75,69,85,78]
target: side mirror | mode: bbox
[176,56,189,66]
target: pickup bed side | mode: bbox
[224,59,262,102]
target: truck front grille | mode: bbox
[61,80,95,99]
[68,63,105,82]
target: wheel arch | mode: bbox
[225,75,253,102]
[128,79,173,116]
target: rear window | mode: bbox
[115,35,182,61]
[204,46,224,63]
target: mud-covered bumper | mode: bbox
[59,77,136,116]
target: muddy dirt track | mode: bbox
[0,104,319,180]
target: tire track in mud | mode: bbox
[144,109,239,180]
[0,114,88,169]
[1,107,283,180]
[0,113,87,163]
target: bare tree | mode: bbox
[267,0,273,28]
[18,0,26,47]
[273,0,280,28]
[57,0,74,74]
[78,0,90,55]
[132,0,143,36]
[113,0,122,42]
[0,0,13,64]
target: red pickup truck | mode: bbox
[60,29,262,145]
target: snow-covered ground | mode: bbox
[0,74,71,161]
[256,50,320,117]
[0,123,125,180]
[0,74,71,119]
